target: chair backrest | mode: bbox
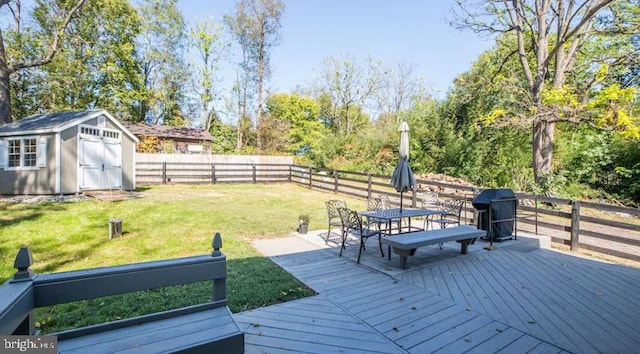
[377,194,392,209]
[338,207,363,231]
[366,197,383,211]
[419,191,439,209]
[441,199,464,219]
[326,200,347,219]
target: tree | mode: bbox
[189,18,229,132]
[12,0,142,119]
[225,0,284,150]
[135,0,188,126]
[0,0,88,123]
[264,93,324,154]
[225,13,253,151]
[374,60,429,120]
[438,36,537,190]
[316,55,379,136]
[454,0,637,184]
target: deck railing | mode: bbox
[0,233,244,352]
[134,161,640,262]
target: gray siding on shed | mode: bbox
[60,126,78,194]
[123,135,135,191]
[0,134,56,195]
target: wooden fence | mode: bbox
[136,161,292,185]
[134,161,640,263]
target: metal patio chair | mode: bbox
[338,207,382,263]
[418,191,440,230]
[377,193,393,209]
[428,198,464,230]
[325,199,347,244]
[419,191,440,210]
[373,194,402,230]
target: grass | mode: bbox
[0,183,364,333]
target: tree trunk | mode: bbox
[236,122,243,151]
[532,120,555,184]
[0,29,11,124]
[255,44,264,151]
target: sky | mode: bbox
[179,0,495,98]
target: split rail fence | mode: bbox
[135,161,640,263]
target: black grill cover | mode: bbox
[472,189,516,241]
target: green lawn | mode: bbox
[0,183,363,333]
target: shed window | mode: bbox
[1,136,45,170]
[9,138,37,167]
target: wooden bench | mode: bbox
[0,233,244,353]
[380,226,486,269]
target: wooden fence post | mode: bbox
[211,163,216,184]
[162,162,167,185]
[334,170,338,193]
[308,166,312,188]
[411,186,417,207]
[367,173,372,199]
[571,200,580,252]
[472,188,479,225]
[252,164,257,183]
[534,196,538,235]
[288,165,292,183]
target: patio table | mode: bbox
[360,207,440,235]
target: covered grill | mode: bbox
[472,189,517,242]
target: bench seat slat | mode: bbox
[380,226,485,249]
[58,306,242,353]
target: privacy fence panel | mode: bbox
[136,153,293,185]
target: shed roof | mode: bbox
[124,124,213,142]
[0,109,138,142]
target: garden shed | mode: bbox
[0,109,138,195]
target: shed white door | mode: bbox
[79,126,122,190]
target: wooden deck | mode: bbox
[234,232,640,353]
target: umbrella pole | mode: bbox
[400,191,403,211]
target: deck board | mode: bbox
[357,291,438,321]
[59,306,240,353]
[498,249,640,352]
[409,314,493,353]
[431,320,511,354]
[241,232,640,353]
[464,327,524,354]
[496,250,640,352]
[379,299,456,335]
[235,296,404,354]
[471,252,590,353]
[496,334,545,354]
[533,250,640,324]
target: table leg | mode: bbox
[387,220,392,260]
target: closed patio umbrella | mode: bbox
[390,121,415,211]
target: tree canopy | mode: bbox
[1,0,639,204]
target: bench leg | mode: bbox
[458,239,473,254]
[392,247,413,269]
